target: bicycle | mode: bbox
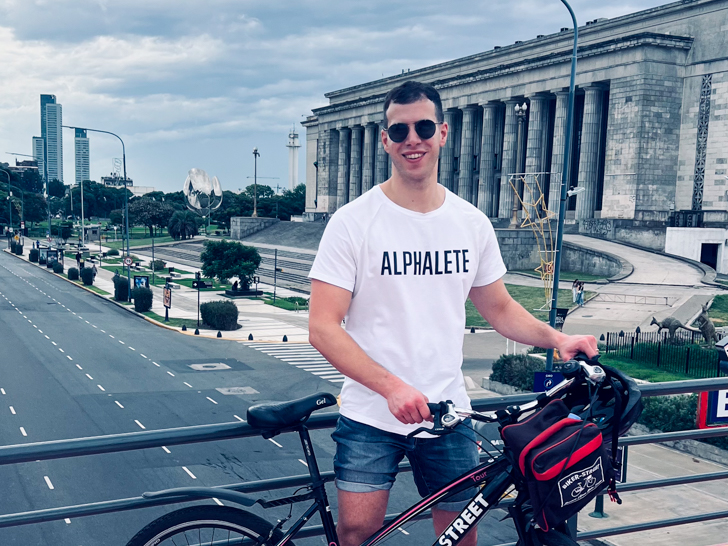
[126,357,639,546]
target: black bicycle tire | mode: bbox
[125,505,293,546]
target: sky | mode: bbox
[0,0,670,195]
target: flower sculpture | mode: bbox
[183,168,223,218]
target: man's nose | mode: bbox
[403,125,421,145]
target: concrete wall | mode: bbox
[230,217,280,240]
[561,243,623,278]
[665,226,728,273]
[579,218,666,250]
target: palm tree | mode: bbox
[168,211,199,240]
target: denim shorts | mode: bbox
[331,415,479,512]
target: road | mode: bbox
[0,251,519,546]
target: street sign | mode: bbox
[533,371,565,392]
[163,286,172,308]
[123,256,133,266]
[698,390,728,428]
[20,221,25,230]
[554,308,569,332]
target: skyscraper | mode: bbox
[40,94,63,183]
[74,128,89,184]
[32,136,45,182]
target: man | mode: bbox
[308,81,597,546]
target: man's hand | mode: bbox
[555,333,599,362]
[384,381,432,425]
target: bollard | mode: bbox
[194,328,200,336]
[181,324,187,331]
[470,327,475,333]
[283,335,288,342]
[217,331,222,338]
[248,333,254,341]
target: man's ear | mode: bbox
[439,121,449,148]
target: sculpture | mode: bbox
[183,168,223,219]
[693,303,719,344]
[650,316,698,342]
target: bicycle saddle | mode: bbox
[247,392,337,430]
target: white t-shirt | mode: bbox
[309,185,507,436]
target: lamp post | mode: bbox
[510,102,528,228]
[252,147,260,218]
[63,125,131,300]
[1,170,11,232]
[546,0,579,371]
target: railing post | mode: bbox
[686,346,692,375]
[589,494,608,518]
[630,335,635,360]
[657,341,661,368]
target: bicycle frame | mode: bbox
[260,423,517,546]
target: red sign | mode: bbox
[697,390,728,429]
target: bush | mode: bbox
[107,248,120,256]
[490,354,545,392]
[52,261,64,274]
[29,248,39,262]
[638,394,728,451]
[132,286,153,312]
[80,267,94,286]
[10,242,23,255]
[151,259,166,271]
[114,275,129,301]
[200,300,239,330]
[68,267,79,280]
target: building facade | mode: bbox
[304,0,728,270]
[32,136,44,181]
[42,96,63,183]
[74,128,90,184]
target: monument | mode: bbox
[182,168,223,233]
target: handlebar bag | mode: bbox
[501,399,614,530]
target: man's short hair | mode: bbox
[383,81,444,126]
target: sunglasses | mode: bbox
[386,119,439,143]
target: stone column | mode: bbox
[362,122,377,193]
[478,103,499,216]
[576,86,604,220]
[349,126,363,201]
[375,122,388,184]
[499,100,519,218]
[439,109,458,191]
[326,129,339,213]
[548,91,569,213]
[336,127,351,209]
[457,106,478,203]
[524,95,549,216]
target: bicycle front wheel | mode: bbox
[125,505,294,546]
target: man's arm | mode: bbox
[308,279,431,424]
[469,279,597,360]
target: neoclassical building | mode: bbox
[303,0,728,272]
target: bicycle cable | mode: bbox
[453,420,504,456]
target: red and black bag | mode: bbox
[501,399,614,531]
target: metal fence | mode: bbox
[605,330,722,378]
[1,378,728,543]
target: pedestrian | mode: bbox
[308,80,598,546]
[92,264,98,280]
[572,279,579,303]
[75,251,81,269]
[577,281,585,307]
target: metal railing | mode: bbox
[593,294,680,306]
[1,377,728,541]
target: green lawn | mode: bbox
[465,285,582,328]
[71,280,110,296]
[141,311,213,330]
[599,354,694,382]
[104,235,180,250]
[512,270,607,283]
[264,297,309,311]
[709,294,728,327]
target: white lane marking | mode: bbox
[206,397,218,405]
[134,420,146,430]
[23,315,27,318]
[161,446,171,454]
[268,438,283,448]
[129,347,135,351]
[85,320,89,324]
[44,476,54,490]
[45,335,49,339]
[119,340,124,345]
[51,341,57,345]
[183,382,193,388]
[109,335,114,339]
[97,385,105,392]
[100,329,106,333]
[67,356,73,361]
[20,427,27,436]
[64,518,71,524]
[153,362,160,367]
[140,354,147,359]
[76,364,83,370]
[234,415,244,422]
[38,329,42,333]
[166,371,175,377]
[72,312,76,315]
[298,459,308,467]
[9,406,16,415]
[85,374,94,380]
[398,528,410,535]
[58,348,64,353]
[182,466,197,479]
[0,389,4,395]
[115,401,124,409]
[213,498,224,506]
[33,325,37,329]
[92,325,97,328]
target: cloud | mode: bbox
[0,0,668,191]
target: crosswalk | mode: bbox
[242,342,346,383]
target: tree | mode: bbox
[168,210,200,240]
[128,197,175,236]
[109,209,124,225]
[48,179,66,198]
[23,193,48,225]
[200,240,261,289]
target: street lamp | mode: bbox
[63,125,131,300]
[510,102,528,228]
[0,170,11,232]
[252,147,260,218]
[546,0,579,371]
